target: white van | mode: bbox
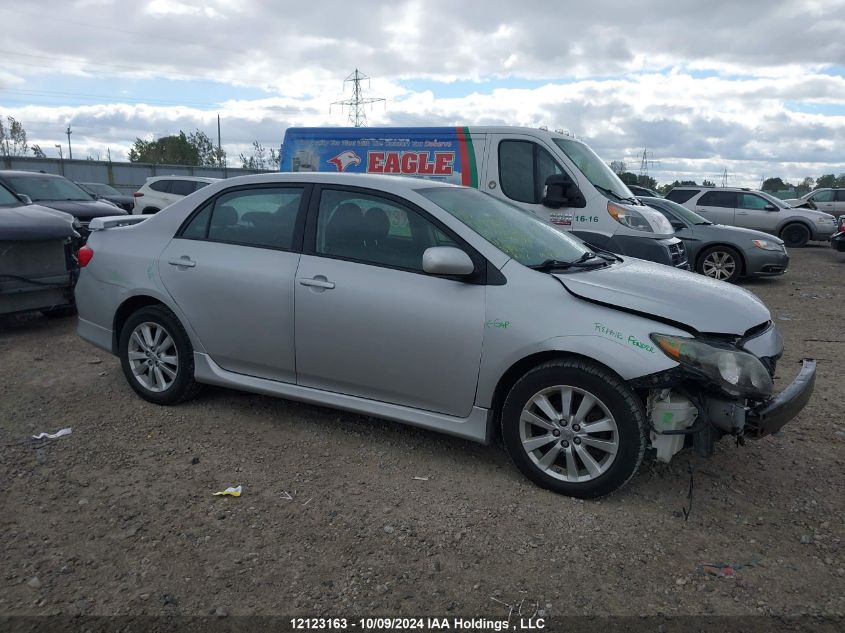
[280,126,688,269]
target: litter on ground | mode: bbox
[31,428,72,440]
[212,485,242,497]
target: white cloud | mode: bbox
[0,0,843,184]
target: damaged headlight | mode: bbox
[650,334,773,399]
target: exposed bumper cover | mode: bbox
[745,359,816,438]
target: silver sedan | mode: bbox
[74,173,814,498]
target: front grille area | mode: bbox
[669,241,689,269]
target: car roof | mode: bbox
[0,170,65,179]
[145,175,220,182]
[211,172,464,190]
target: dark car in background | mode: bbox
[76,181,134,213]
[0,170,126,241]
[627,184,661,198]
[0,182,78,316]
[638,196,789,283]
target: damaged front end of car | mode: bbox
[630,321,816,462]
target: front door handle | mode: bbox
[737,211,749,215]
[168,257,196,268]
[298,276,335,290]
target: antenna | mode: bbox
[330,69,386,127]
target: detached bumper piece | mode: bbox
[745,359,816,438]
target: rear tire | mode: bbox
[500,359,646,499]
[780,223,810,248]
[118,305,201,405]
[696,245,742,283]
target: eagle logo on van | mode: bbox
[327,150,362,172]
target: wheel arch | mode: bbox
[777,219,813,236]
[112,295,169,354]
[695,242,746,276]
[488,351,633,442]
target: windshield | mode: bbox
[645,197,710,224]
[9,176,94,202]
[0,184,21,206]
[418,187,591,266]
[553,138,634,201]
[83,182,121,196]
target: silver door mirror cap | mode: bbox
[422,246,475,276]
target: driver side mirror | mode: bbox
[671,221,686,232]
[764,204,777,211]
[16,194,33,205]
[542,175,587,209]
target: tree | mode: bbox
[636,174,657,189]
[815,174,837,188]
[31,144,46,158]
[796,177,814,193]
[619,171,638,185]
[609,160,626,175]
[0,115,30,157]
[127,129,225,166]
[239,141,279,170]
[761,177,789,191]
[702,179,715,187]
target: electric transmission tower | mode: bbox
[721,169,730,187]
[331,69,385,127]
[638,148,659,179]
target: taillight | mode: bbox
[78,246,94,267]
[133,192,144,197]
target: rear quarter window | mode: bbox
[665,189,699,204]
[698,191,736,208]
[149,180,171,193]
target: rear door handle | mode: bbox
[168,257,196,268]
[737,211,749,215]
[298,277,335,290]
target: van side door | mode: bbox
[483,135,582,229]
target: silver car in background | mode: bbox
[665,186,836,247]
[74,173,815,498]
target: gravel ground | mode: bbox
[1,245,843,621]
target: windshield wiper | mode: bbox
[528,252,609,272]
[582,243,623,262]
[595,184,637,204]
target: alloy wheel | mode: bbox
[519,386,619,482]
[127,321,179,392]
[701,251,736,281]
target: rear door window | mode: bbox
[834,190,845,202]
[697,191,736,208]
[170,180,196,196]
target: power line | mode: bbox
[331,69,385,127]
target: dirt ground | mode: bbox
[1,245,843,622]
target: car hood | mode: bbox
[0,203,76,241]
[33,199,127,220]
[702,223,784,244]
[554,258,770,335]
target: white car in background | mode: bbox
[784,188,844,219]
[132,176,219,215]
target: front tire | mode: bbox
[501,359,646,499]
[118,305,200,405]
[696,245,742,283]
[780,223,810,248]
